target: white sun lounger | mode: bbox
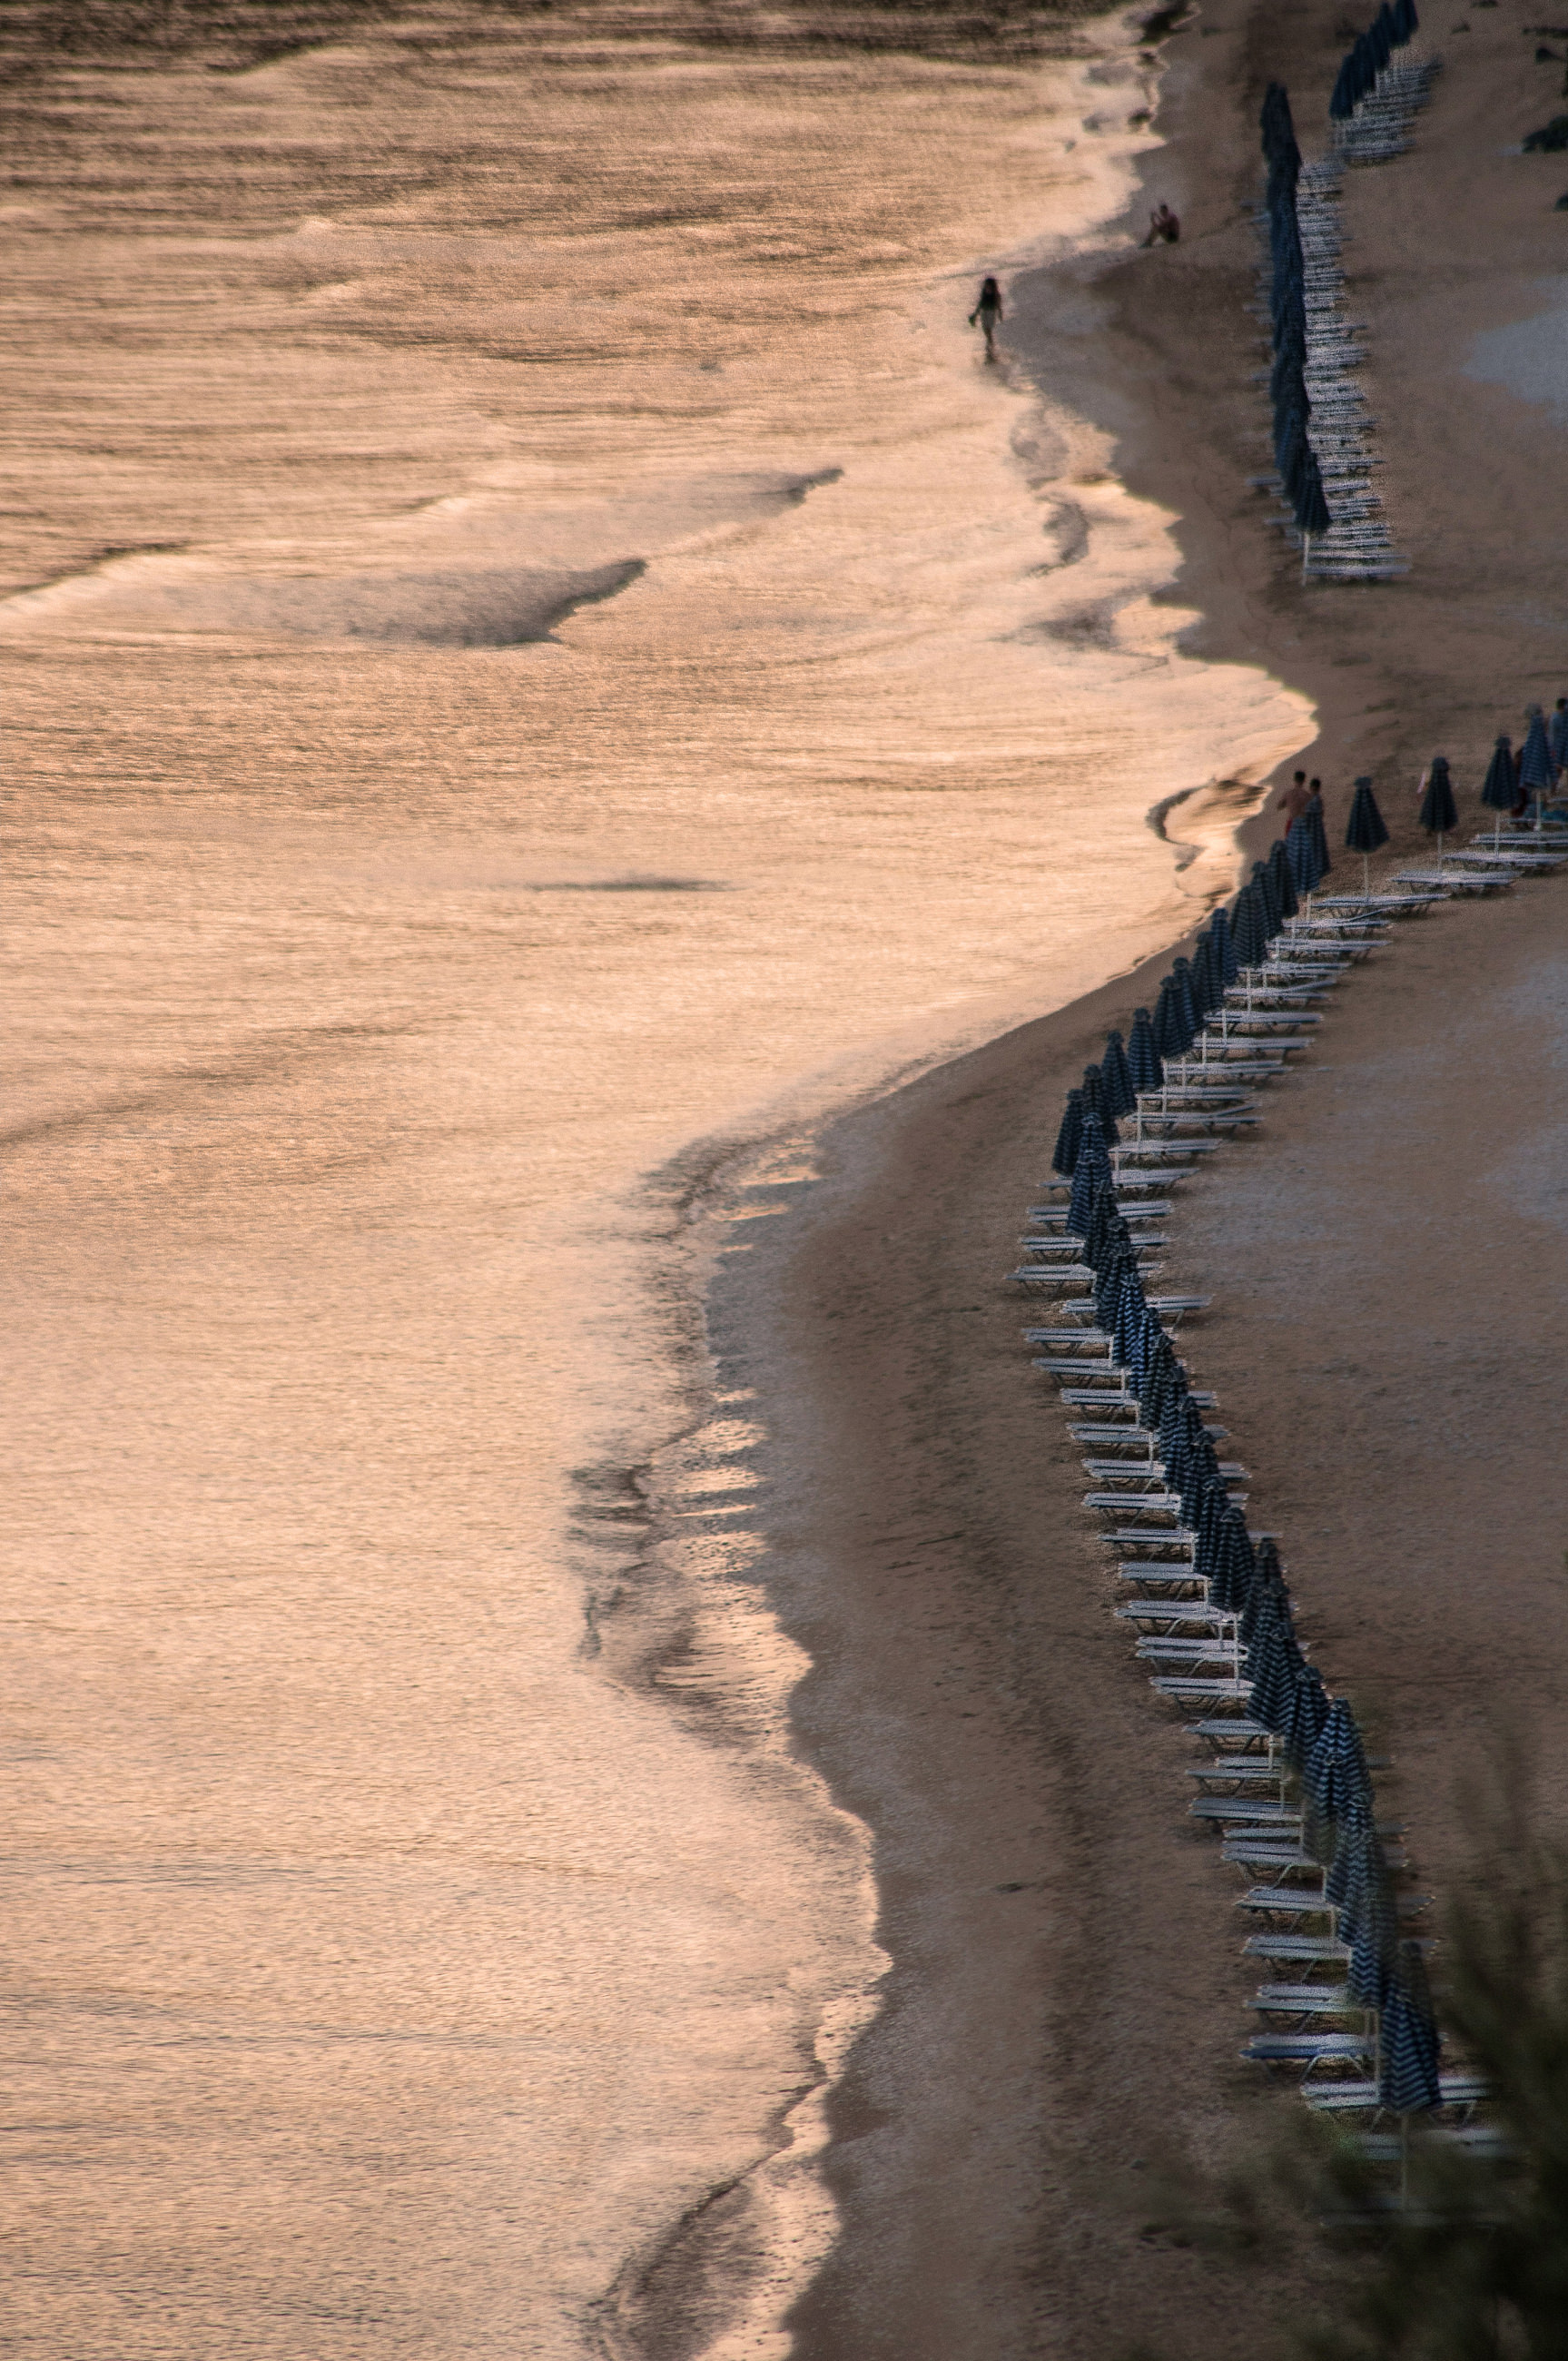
[1241,2031,1376,2070]
[1188,1757,1287,1785]
[1304,2072,1488,2118]
[1248,1984,1359,2018]
[1190,1797,1301,1825]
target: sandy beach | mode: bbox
[672,4,1568,2355]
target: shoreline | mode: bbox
[655,0,1568,2353]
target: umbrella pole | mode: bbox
[1301,530,1310,586]
[1362,851,1370,895]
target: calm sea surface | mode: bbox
[3,10,1310,2354]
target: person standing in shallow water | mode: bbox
[969,275,1002,361]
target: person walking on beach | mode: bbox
[969,275,1003,361]
[1141,202,1180,247]
[1277,769,1311,825]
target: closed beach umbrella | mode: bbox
[1379,1960,1443,2121]
[1112,1264,1151,1370]
[1231,882,1268,971]
[1287,814,1317,900]
[1239,1535,1288,1650]
[1084,1179,1121,1270]
[1307,789,1332,885]
[1188,934,1218,1020]
[1549,702,1568,772]
[1101,1029,1138,1120]
[1267,837,1299,923]
[1280,1657,1329,1770]
[1393,0,1418,44]
[1151,975,1186,1062]
[1171,956,1200,1041]
[1252,857,1282,939]
[1139,1334,1183,1431]
[1482,733,1519,846]
[1080,1063,1119,1148]
[1208,1506,1257,1616]
[1303,1697,1372,1850]
[1127,1006,1162,1094]
[1296,447,1331,546]
[1050,1088,1084,1179]
[1065,1111,1109,1234]
[1344,1841,1400,2006]
[1247,1603,1308,1735]
[1520,707,1553,826]
[1346,777,1390,892]
[1190,1474,1231,1578]
[1208,906,1239,988]
[1371,3,1395,70]
[1418,756,1457,851]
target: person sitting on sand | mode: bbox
[969,275,1003,361]
[1277,768,1311,825]
[1141,203,1180,247]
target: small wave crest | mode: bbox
[2,557,646,646]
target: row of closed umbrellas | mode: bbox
[1039,825,1453,2121]
[1260,86,1332,542]
[1330,0,1420,123]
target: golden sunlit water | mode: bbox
[3,12,1312,2355]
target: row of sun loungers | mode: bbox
[1010,838,1568,2180]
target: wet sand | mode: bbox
[711,3,1568,2355]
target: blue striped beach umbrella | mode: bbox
[1101,1029,1138,1120]
[1151,975,1185,1062]
[1238,1536,1287,1649]
[1188,934,1218,1020]
[1247,1599,1308,1734]
[1252,857,1282,939]
[1379,1958,1443,2121]
[1520,707,1553,825]
[1065,1111,1109,1234]
[1080,1063,1119,1149]
[1392,0,1418,43]
[1171,956,1200,1041]
[1145,1341,1189,1438]
[1084,1176,1121,1269]
[1112,1262,1149,1368]
[1303,1697,1372,1855]
[1344,1842,1401,2008]
[1208,1506,1257,1616]
[1094,1238,1136,1330]
[1418,756,1457,850]
[1127,1006,1162,1094]
[1208,906,1239,987]
[1231,882,1269,970]
[1267,838,1299,923]
[1549,702,1568,770]
[1189,1471,1229,1566]
[1286,814,1317,899]
[1307,790,1332,885]
[1482,733,1519,848]
[1178,1440,1222,1532]
[1280,1657,1330,1770]
[1296,447,1332,545]
[1371,3,1395,70]
[1346,777,1390,892]
[1050,1088,1084,1178]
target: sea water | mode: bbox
[2,10,1312,2356]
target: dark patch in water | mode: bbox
[523,875,728,894]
